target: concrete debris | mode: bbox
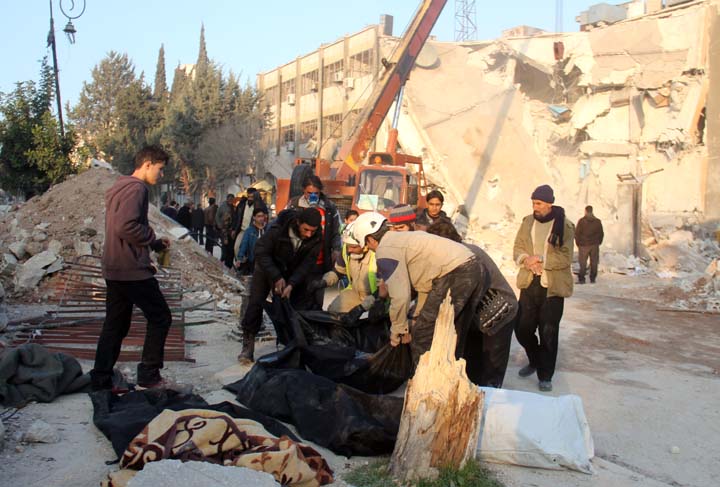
[397,0,715,270]
[0,168,240,302]
[25,242,44,257]
[23,250,59,271]
[706,259,718,278]
[73,240,93,257]
[125,460,280,487]
[47,239,63,255]
[23,420,60,444]
[8,242,26,260]
[14,266,46,290]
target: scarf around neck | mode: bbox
[534,205,565,247]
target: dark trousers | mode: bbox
[90,278,172,389]
[204,225,216,254]
[240,266,312,335]
[411,258,484,366]
[221,233,234,269]
[464,316,514,388]
[191,226,204,245]
[578,244,599,282]
[514,276,564,381]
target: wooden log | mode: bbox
[390,290,483,482]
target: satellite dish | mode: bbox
[415,43,440,69]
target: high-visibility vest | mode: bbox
[341,244,378,294]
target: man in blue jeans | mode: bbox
[90,145,173,391]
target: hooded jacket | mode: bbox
[102,176,166,281]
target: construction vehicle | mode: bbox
[275,0,447,216]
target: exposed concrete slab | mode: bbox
[579,141,636,156]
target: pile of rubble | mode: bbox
[0,168,242,309]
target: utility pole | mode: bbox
[46,0,86,138]
[48,0,65,137]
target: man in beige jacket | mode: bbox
[353,212,486,367]
[513,184,574,392]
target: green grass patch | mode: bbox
[343,458,504,487]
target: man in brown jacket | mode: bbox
[575,205,604,284]
[513,184,574,392]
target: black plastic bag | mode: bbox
[225,361,403,457]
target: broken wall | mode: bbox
[706,0,720,219]
[398,1,717,257]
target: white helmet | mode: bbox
[342,222,361,246]
[351,212,387,245]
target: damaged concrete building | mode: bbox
[257,0,719,261]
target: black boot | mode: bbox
[238,330,255,364]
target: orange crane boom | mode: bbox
[334,0,448,181]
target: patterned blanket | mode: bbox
[104,408,333,486]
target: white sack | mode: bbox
[476,387,595,473]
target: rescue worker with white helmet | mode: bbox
[309,212,386,323]
[353,212,491,367]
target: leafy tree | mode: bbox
[69,51,137,157]
[0,58,76,198]
[105,76,161,174]
[153,44,168,103]
[160,96,202,195]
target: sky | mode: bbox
[0,0,600,109]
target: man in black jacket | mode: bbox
[575,205,604,284]
[416,190,453,231]
[238,207,322,363]
[285,175,341,309]
[90,145,172,391]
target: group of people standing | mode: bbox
[91,145,602,398]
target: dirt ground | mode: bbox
[0,271,718,487]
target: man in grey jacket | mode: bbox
[90,145,172,391]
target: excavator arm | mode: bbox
[334,0,447,181]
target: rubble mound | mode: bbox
[0,168,237,303]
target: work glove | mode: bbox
[322,270,339,288]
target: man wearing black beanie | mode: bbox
[237,207,322,363]
[513,184,574,392]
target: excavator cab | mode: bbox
[354,166,407,213]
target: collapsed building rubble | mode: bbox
[0,167,247,351]
[398,1,717,256]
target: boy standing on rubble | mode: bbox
[90,145,173,391]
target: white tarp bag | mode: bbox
[476,387,595,474]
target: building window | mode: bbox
[281,78,295,97]
[323,113,343,139]
[300,120,318,142]
[282,125,295,143]
[323,60,344,88]
[263,85,279,108]
[301,70,319,95]
[348,49,373,78]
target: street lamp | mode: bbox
[47,0,86,137]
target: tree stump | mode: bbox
[390,290,483,482]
